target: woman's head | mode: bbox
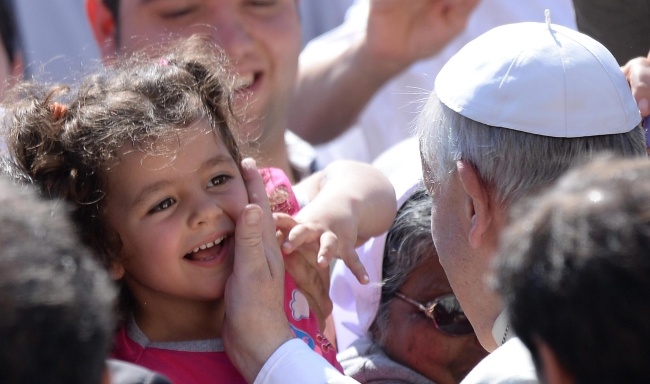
[7,34,242,275]
[372,188,487,384]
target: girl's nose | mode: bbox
[189,194,224,228]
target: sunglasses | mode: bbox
[394,292,474,336]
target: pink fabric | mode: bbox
[259,167,342,371]
[113,327,246,384]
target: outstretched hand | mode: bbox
[223,159,294,383]
[366,0,479,75]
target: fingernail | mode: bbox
[639,98,649,114]
[282,241,292,251]
[245,208,262,225]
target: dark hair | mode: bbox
[0,0,19,65]
[0,177,116,384]
[372,187,436,345]
[6,34,242,315]
[495,156,650,383]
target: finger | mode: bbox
[340,244,370,285]
[233,204,266,276]
[273,212,297,232]
[284,224,321,254]
[317,231,339,267]
[240,158,284,275]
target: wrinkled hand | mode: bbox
[366,0,479,75]
[223,159,294,383]
[623,54,650,117]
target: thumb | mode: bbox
[233,204,265,274]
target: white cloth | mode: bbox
[338,336,435,384]
[329,137,423,351]
[461,338,538,384]
[306,0,577,166]
[255,339,357,384]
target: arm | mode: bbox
[288,0,479,144]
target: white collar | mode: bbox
[491,310,512,347]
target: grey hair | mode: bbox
[417,94,647,205]
[372,188,436,346]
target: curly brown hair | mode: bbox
[6,34,243,274]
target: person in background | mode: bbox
[85,0,478,182]
[339,188,487,384]
[495,156,650,383]
[0,173,171,384]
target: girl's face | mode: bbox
[104,122,247,313]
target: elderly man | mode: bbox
[416,18,646,382]
[218,18,648,384]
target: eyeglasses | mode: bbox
[394,292,474,336]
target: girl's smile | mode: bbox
[103,121,248,340]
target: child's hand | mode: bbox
[275,207,369,285]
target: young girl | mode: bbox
[5,35,396,383]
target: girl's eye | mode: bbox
[208,175,231,188]
[150,198,176,214]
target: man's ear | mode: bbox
[110,261,125,280]
[537,340,574,384]
[86,0,118,60]
[455,160,492,249]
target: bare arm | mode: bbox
[288,0,479,144]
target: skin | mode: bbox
[423,160,507,352]
[0,39,21,100]
[104,123,248,342]
[87,0,301,177]
[379,255,488,384]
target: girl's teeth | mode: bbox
[190,236,226,255]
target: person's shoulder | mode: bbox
[107,359,172,384]
[461,338,538,384]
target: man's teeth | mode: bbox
[191,236,226,254]
[233,74,254,90]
